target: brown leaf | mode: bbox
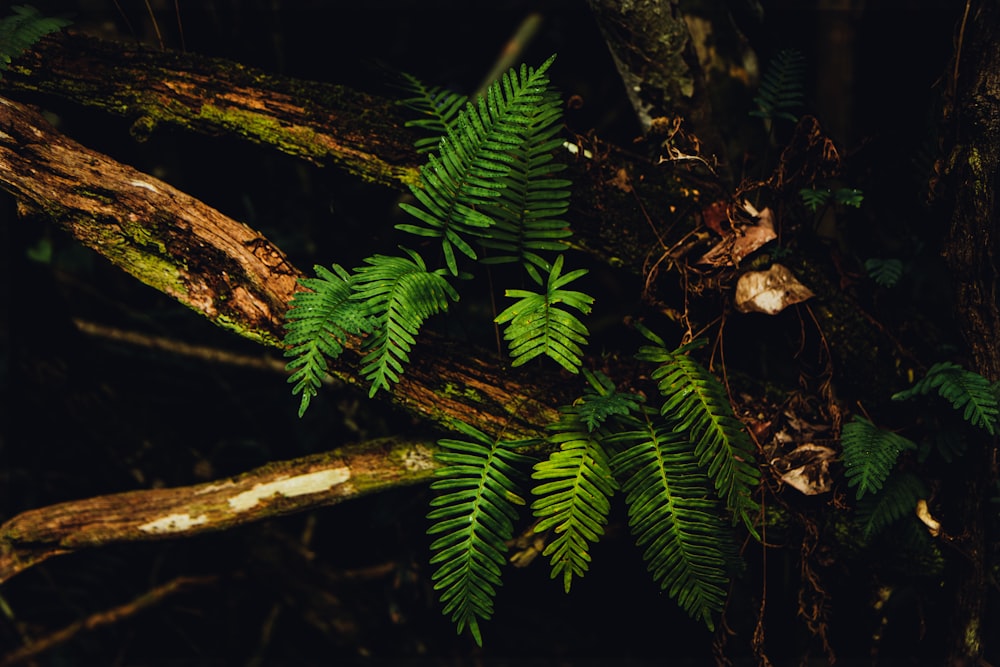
[771,443,836,495]
[735,263,815,314]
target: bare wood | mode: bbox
[0,437,440,584]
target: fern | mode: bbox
[531,406,618,593]
[396,56,557,275]
[855,471,928,541]
[799,187,831,212]
[892,361,999,435]
[840,416,916,499]
[477,87,573,280]
[864,258,904,287]
[396,71,468,153]
[750,48,805,123]
[494,254,594,373]
[426,420,534,646]
[283,264,375,417]
[0,5,71,79]
[351,247,459,397]
[635,339,760,534]
[573,368,644,432]
[608,408,737,630]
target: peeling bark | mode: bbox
[0,437,440,584]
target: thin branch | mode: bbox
[0,437,441,584]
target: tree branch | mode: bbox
[0,436,440,584]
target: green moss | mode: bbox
[439,381,483,403]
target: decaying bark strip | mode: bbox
[0,437,440,585]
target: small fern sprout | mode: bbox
[426,420,536,646]
[750,48,806,124]
[494,253,594,373]
[574,368,645,432]
[840,415,917,499]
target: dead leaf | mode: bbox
[916,499,941,537]
[698,206,777,267]
[735,263,815,314]
[771,443,836,495]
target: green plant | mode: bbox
[841,415,916,499]
[750,48,806,124]
[286,55,764,646]
[283,55,584,409]
[0,4,71,79]
[892,361,999,435]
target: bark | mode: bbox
[0,436,440,585]
[940,0,1000,661]
[0,31,684,275]
[0,94,566,439]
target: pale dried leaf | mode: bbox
[735,263,815,314]
[771,443,835,495]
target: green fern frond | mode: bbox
[608,409,736,631]
[635,339,760,534]
[799,188,831,212]
[840,416,916,499]
[396,55,557,275]
[864,258,904,287]
[834,187,864,207]
[396,71,468,153]
[855,471,928,541]
[574,368,644,432]
[477,88,572,279]
[494,254,594,373]
[0,5,71,78]
[283,264,375,417]
[892,362,999,435]
[427,420,535,646]
[351,247,459,396]
[531,409,618,593]
[750,48,805,123]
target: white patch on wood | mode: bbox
[139,513,209,534]
[402,444,437,472]
[196,480,237,495]
[130,179,161,194]
[227,468,351,512]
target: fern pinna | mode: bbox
[0,5,71,78]
[426,421,535,646]
[892,361,999,435]
[840,415,917,500]
[396,56,559,276]
[635,338,761,535]
[607,408,738,630]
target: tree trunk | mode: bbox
[940,0,1000,662]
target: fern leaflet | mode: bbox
[855,471,928,541]
[892,361,999,435]
[635,339,760,534]
[840,416,916,499]
[283,264,374,417]
[864,258,904,288]
[396,56,557,275]
[351,247,458,396]
[750,48,805,123]
[0,5,71,78]
[573,368,644,432]
[477,87,572,280]
[531,408,618,593]
[396,71,468,153]
[494,254,593,373]
[608,408,736,631]
[427,420,534,646]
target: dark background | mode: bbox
[1,0,968,664]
